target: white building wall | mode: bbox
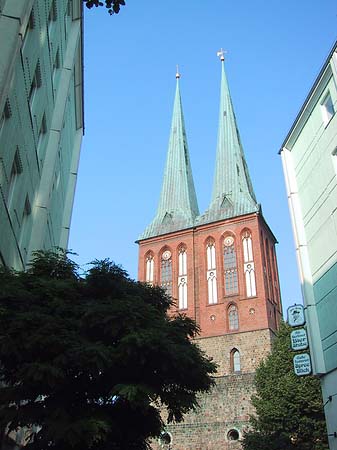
[281,44,337,450]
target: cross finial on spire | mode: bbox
[176,64,181,79]
[217,48,227,62]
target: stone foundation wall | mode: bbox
[151,329,275,450]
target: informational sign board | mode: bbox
[293,353,311,376]
[290,329,308,351]
[287,304,305,327]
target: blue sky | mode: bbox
[69,0,337,314]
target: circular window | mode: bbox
[162,250,171,260]
[159,431,172,445]
[224,236,234,246]
[227,429,239,441]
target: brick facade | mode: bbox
[138,212,281,450]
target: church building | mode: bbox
[137,53,282,450]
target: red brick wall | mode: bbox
[138,212,281,450]
[138,212,281,338]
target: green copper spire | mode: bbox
[198,53,258,225]
[139,73,199,240]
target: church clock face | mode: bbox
[162,250,171,260]
[224,236,234,247]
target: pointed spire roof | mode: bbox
[139,74,199,240]
[197,55,258,225]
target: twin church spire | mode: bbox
[139,55,259,241]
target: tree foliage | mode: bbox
[242,322,328,450]
[83,0,126,15]
[0,250,216,450]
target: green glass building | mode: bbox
[0,0,83,270]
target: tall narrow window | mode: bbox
[161,250,172,297]
[29,62,42,105]
[228,304,239,330]
[64,0,72,39]
[230,348,241,372]
[7,149,23,204]
[265,239,273,300]
[22,8,34,45]
[49,0,57,23]
[242,230,256,297]
[20,195,32,256]
[321,92,335,125]
[178,246,187,309]
[0,99,11,135]
[223,236,238,295]
[53,49,60,80]
[261,231,269,299]
[145,253,154,285]
[206,240,217,304]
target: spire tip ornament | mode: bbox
[217,48,227,62]
[176,64,181,79]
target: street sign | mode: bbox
[287,304,305,327]
[293,353,311,376]
[290,328,308,351]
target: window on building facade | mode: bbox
[20,195,32,260]
[29,62,42,105]
[178,246,187,309]
[53,49,60,75]
[161,250,172,296]
[227,429,239,441]
[37,114,47,162]
[242,230,256,297]
[321,92,335,125]
[159,431,172,446]
[7,149,23,205]
[230,348,241,372]
[22,8,34,45]
[228,304,239,330]
[206,240,217,304]
[64,0,72,39]
[223,236,238,295]
[0,99,11,135]
[145,253,154,285]
[49,0,57,22]
[265,239,273,300]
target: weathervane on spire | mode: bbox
[217,48,227,62]
[176,64,180,79]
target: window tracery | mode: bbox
[223,235,238,295]
[206,239,217,304]
[145,252,154,285]
[178,246,187,309]
[230,348,241,372]
[228,304,239,330]
[161,249,172,296]
[242,230,256,297]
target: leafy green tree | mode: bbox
[242,322,328,450]
[0,250,216,450]
[83,0,126,15]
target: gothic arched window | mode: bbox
[242,230,256,297]
[228,304,239,330]
[230,348,241,372]
[178,246,187,309]
[145,252,154,285]
[161,249,172,297]
[223,236,238,295]
[265,239,273,300]
[206,239,217,304]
